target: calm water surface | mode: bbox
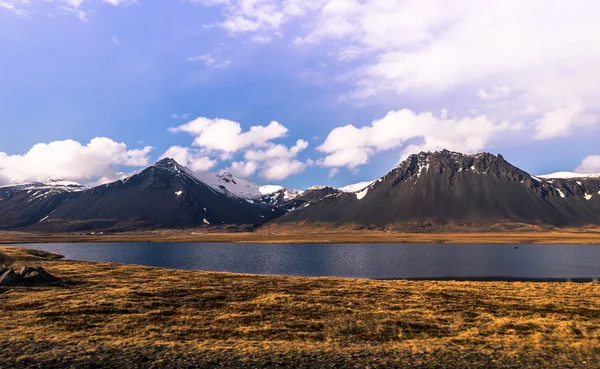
[20,242,600,280]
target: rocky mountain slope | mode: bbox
[0,181,86,229]
[275,150,600,228]
[195,171,302,205]
[2,151,600,231]
[0,159,285,231]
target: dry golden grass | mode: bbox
[1,246,600,368]
[2,225,600,245]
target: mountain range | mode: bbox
[1,150,599,232]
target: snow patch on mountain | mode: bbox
[355,187,369,200]
[193,170,301,201]
[45,178,82,187]
[339,181,375,193]
[259,185,284,195]
[538,172,600,179]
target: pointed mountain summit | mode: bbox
[3,158,285,231]
[275,150,600,228]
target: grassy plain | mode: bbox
[1,246,600,368]
[1,225,600,245]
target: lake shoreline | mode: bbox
[1,246,599,368]
[2,228,600,245]
[12,242,600,280]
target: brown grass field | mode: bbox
[2,225,600,245]
[1,246,600,368]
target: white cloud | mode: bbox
[159,146,216,172]
[477,85,511,101]
[328,167,338,179]
[169,117,288,153]
[244,139,308,161]
[186,54,216,65]
[244,139,309,180]
[318,109,519,169]
[168,117,309,180]
[214,60,231,69]
[102,0,138,5]
[1,0,137,19]
[0,137,153,185]
[186,53,231,69]
[171,113,190,120]
[0,0,28,16]
[193,0,326,40]
[261,159,306,181]
[439,109,448,120]
[576,155,600,174]
[199,0,600,141]
[228,160,259,177]
[533,102,589,140]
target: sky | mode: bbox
[1,0,600,189]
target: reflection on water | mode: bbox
[20,242,600,281]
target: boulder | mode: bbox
[19,266,37,278]
[0,269,21,286]
[22,266,60,284]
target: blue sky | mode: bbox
[1,0,600,189]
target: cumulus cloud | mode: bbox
[159,146,216,173]
[169,117,288,153]
[477,85,511,101]
[575,156,600,174]
[0,138,153,185]
[197,0,600,142]
[318,109,519,169]
[533,102,593,140]
[194,0,326,40]
[168,116,309,180]
[261,159,307,181]
[228,161,260,177]
[244,139,309,180]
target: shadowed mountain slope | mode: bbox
[0,159,284,231]
[275,150,600,227]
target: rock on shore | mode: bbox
[0,266,60,286]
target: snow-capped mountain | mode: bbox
[2,153,600,232]
[195,171,302,202]
[0,158,286,231]
[538,172,600,179]
[0,180,86,229]
[338,181,376,193]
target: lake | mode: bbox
[19,242,600,281]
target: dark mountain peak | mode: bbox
[394,150,521,180]
[142,158,198,180]
[406,150,497,164]
[119,158,205,193]
[151,157,183,171]
[306,185,338,192]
